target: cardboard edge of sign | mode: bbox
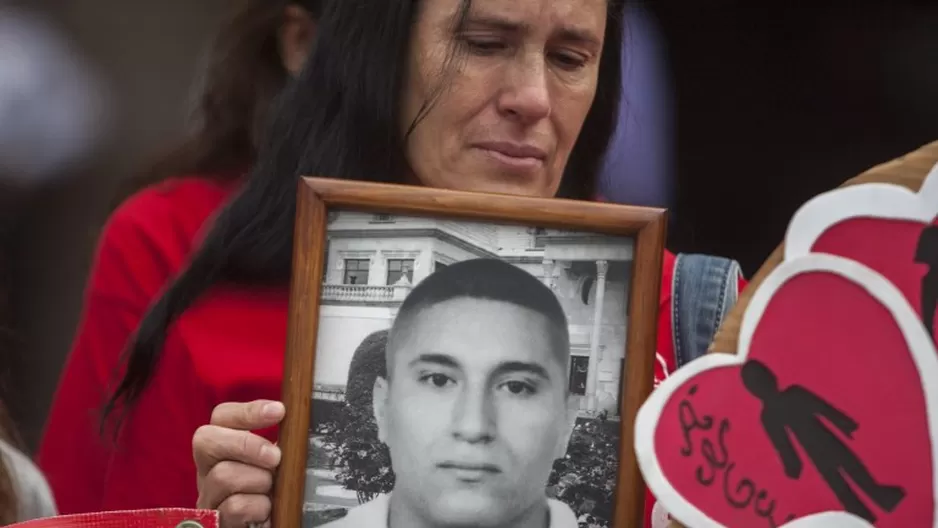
[784,160,938,262]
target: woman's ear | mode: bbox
[279,4,316,76]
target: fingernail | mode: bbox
[261,444,282,466]
[262,402,284,419]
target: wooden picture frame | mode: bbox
[273,177,668,528]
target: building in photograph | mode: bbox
[312,211,634,417]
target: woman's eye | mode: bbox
[465,38,506,55]
[419,373,455,388]
[550,52,588,70]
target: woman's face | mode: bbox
[402,0,608,198]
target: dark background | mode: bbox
[4,0,938,449]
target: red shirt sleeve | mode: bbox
[99,327,213,510]
[37,179,231,514]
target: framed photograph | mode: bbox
[273,178,667,528]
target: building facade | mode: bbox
[312,211,634,417]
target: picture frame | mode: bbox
[273,177,668,528]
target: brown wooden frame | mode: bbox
[273,177,668,528]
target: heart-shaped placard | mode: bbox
[635,253,938,528]
[785,160,938,343]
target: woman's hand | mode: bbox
[193,400,285,528]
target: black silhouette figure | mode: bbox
[915,225,938,342]
[740,360,906,523]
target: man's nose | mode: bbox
[451,384,496,443]
[496,55,551,124]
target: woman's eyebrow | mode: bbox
[463,14,601,48]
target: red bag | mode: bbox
[6,509,218,528]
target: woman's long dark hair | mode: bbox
[102,0,626,432]
[113,0,324,203]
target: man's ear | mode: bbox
[279,4,316,76]
[372,376,390,443]
[554,394,581,459]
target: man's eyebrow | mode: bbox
[408,353,460,369]
[406,355,554,381]
[492,361,553,381]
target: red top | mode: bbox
[37,178,745,524]
[37,178,235,513]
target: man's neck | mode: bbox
[387,493,551,528]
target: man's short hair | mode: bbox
[386,258,571,377]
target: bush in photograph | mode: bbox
[345,329,389,411]
[548,411,619,528]
[320,401,395,503]
[319,328,395,502]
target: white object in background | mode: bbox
[0,6,109,184]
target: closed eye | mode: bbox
[550,51,588,70]
[463,37,508,55]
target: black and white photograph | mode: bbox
[302,210,634,528]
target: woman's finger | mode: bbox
[210,400,285,430]
[192,424,281,477]
[216,493,272,528]
[197,459,274,511]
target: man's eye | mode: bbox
[419,373,454,388]
[502,380,536,395]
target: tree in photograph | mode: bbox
[548,410,620,527]
[319,329,395,503]
[344,330,388,410]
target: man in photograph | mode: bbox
[323,258,582,528]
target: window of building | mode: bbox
[370,213,394,223]
[569,356,589,396]
[434,261,448,272]
[343,259,370,284]
[387,259,414,285]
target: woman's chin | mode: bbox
[454,174,555,198]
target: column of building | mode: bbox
[585,259,608,412]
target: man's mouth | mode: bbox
[437,461,502,481]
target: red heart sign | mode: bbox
[785,163,938,343]
[7,509,218,528]
[635,254,938,528]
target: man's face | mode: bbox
[374,297,573,526]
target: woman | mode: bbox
[110,0,626,523]
[65,0,739,525]
[36,0,322,515]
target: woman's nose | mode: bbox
[496,56,551,124]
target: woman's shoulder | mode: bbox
[0,439,57,522]
[106,176,237,240]
[88,176,239,299]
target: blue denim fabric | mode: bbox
[671,253,742,367]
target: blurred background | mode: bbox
[1,0,937,450]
